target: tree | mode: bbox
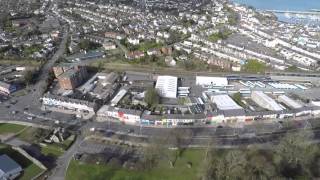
[23,70,35,86]
[232,92,244,107]
[245,147,277,180]
[144,87,160,108]
[97,61,105,72]
[286,65,299,72]
[243,59,266,73]
[213,150,247,180]
[78,39,101,51]
[198,140,217,180]
[166,128,193,167]
[275,131,318,178]
[141,136,166,170]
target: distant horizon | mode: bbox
[231,0,320,11]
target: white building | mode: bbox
[277,95,303,109]
[251,91,283,111]
[196,76,228,87]
[97,105,142,124]
[210,94,243,110]
[155,76,177,99]
[103,42,116,50]
[110,89,127,106]
[42,94,97,117]
[127,37,140,45]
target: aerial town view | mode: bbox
[1,0,320,179]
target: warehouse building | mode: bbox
[155,76,177,99]
[110,89,127,106]
[210,94,243,110]
[251,91,283,111]
[277,95,303,109]
[196,76,228,87]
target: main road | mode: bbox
[12,25,69,112]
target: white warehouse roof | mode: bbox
[110,89,127,106]
[196,76,228,86]
[211,94,243,110]
[155,76,177,99]
[251,91,283,111]
[278,95,303,109]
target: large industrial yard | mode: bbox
[41,65,320,127]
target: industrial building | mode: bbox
[210,94,243,110]
[277,95,303,109]
[196,76,228,87]
[155,76,178,99]
[110,89,127,106]
[77,72,120,101]
[251,91,283,111]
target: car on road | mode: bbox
[27,116,34,120]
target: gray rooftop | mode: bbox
[0,154,22,173]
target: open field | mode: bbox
[40,135,76,157]
[66,149,204,180]
[0,123,26,135]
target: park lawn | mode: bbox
[41,135,76,158]
[41,143,65,158]
[16,127,39,143]
[67,149,205,180]
[19,164,44,180]
[16,127,51,144]
[0,123,26,135]
[243,59,267,73]
[0,144,44,180]
[62,135,76,149]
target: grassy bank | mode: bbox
[67,149,204,180]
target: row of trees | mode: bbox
[141,130,320,179]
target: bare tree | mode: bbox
[275,130,318,178]
[166,128,193,167]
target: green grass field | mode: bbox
[40,135,76,158]
[0,144,44,180]
[0,123,26,135]
[67,149,204,180]
[40,144,65,157]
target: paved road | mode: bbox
[48,123,89,180]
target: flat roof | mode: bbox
[155,76,177,99]
[252,91,283,111]
[278,95,303,109]
[110,89,127,106]
[0,154,22,173]
[196,76,228,86]
[211,94,243,110]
